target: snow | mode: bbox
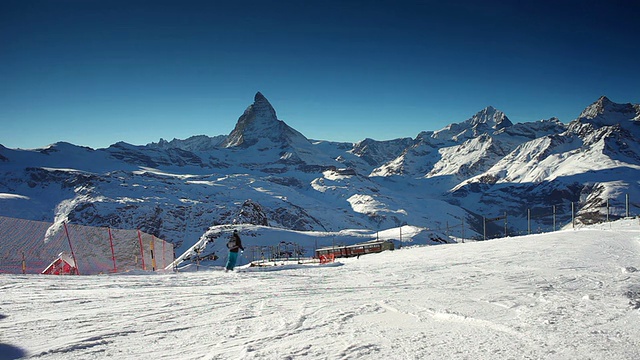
[0,194,29,200]
[347,194,407,216]
[132,168,200,180]
[2,219,639,359]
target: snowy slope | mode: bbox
[1,219,639,359]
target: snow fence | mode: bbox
[0,216,174,275]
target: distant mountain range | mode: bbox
[1,92,639,251]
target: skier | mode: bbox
[225,230,245,272]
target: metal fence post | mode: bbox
[108,227,117,273]
[483,217,486,241]
[504,212,508,237]
[137,230,146,271]
[63,222,80,275]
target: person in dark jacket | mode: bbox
[225,230,245,271]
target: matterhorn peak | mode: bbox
[254,91,267,102]
[220,92,280,148]
[220,92,310,149]
[251,91,277,119]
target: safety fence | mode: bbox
[245,242,307,265]
[0,216,173,275]
[434,194,639,241]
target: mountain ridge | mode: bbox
[1,93,639,254]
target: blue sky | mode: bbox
[1,0,639,149]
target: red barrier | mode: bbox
[319,254,335,264]
[0,216,173,275]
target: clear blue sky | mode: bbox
[1,0,639,149]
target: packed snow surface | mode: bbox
[2,220,640,359]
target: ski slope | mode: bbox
[1,220,639,359]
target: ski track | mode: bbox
[1,224,640,359]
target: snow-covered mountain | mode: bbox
[1,93,639,254]
[450,96,640,229]
[370,107,567,180]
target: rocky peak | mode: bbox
[234,199,269,226]
[579,96,613,119]
[351,137,415,167]
[149,135,226,152]
[468,106,513,130]
[221,92,279,148]
[431,106,512,143]
[250,91,278,122]
[220,92,308,149]
[575,96,640,130]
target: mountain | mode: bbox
[220,92,309,149]
[1,93,639,256]
[449,96,640,229]
[576,95,640,129]
[431,105,513,142]
[370,107,566,180]
[151,135,227,152]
